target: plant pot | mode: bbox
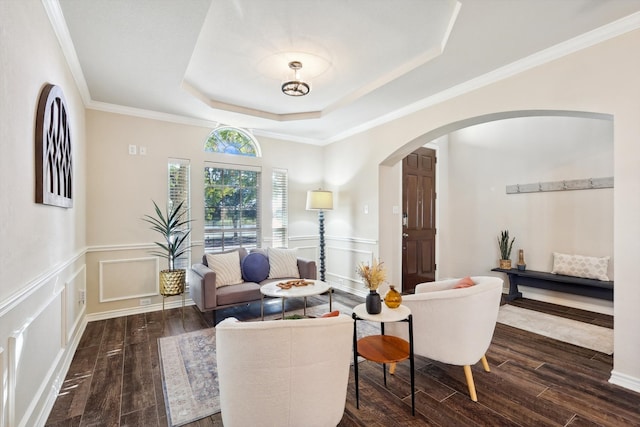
[499,259,512,269]
[160,269,185,296]
[365,290,382,314]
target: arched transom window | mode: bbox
[204,126,261,157]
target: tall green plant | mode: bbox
[143,200,192,270]
[498,230,515,260]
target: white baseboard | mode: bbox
[86,298,195,322]
[609,370,640,393]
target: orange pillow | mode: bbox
[320,310,340,318]
[453,276,475,289]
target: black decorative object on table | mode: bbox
[365,290,382,314]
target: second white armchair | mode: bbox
[385,276,503,402]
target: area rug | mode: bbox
[158,328,219,426]
[497,304,613,355]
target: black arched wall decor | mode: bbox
[35,84,73,208]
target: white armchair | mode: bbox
[385,276,503,401]
[215,314,354,427]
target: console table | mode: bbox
[492,267,613,301]
[352,304,415,416]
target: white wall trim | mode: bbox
[325,235,378,246]
[87,243,156,252]
[609,370,640,393]
[0,248,86,318]
[288,235,317,241]
[86,298,194,322]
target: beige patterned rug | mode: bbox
[158,327,219,426]
[158,301,374,426]
[497,304,614,354]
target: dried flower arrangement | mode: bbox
[356,258,387,291]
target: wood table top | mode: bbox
[356,335,409,364]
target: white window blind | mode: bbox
[168,158,191,270]
[272,169,288,248]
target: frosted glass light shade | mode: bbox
[306,190,333,210]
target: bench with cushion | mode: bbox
[493,251,613,301]
[190,247,317,321]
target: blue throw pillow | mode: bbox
[241,252,270,283]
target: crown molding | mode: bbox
[325,11,640,145]
[42,0,92,105]
[44,0,640,146]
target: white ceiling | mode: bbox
[53,0,640,144]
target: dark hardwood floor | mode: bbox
[45,291,637,427]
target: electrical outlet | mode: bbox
[78,289,86,304]
[128,144,137,155]
[139,298,151,306]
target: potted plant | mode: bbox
[143,200,193,296]
[498,230,515,269]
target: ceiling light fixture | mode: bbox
[281,61,310,97]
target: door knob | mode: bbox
[402,233,409,237]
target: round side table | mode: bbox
[352,304,415,416]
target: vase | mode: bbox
[517,249,527,271]
[384,285,402,308]
[365,290,382,314]
[159,269,185,296]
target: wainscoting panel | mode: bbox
[0,250,88,427]
[99,256,158,302]
[8,287,64,427]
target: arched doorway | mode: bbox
[379,110,614,315]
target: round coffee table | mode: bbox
[260,279,332,320]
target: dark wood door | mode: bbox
[402,147,436,293]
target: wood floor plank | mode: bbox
[80,349,124,427]
[125,314,148,346]
[100,316,126,354]
[119,405,158,427]
[77,319,105,349]
[121,342,156,416]
[45,346,100,423]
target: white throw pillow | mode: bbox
[551,252,610,281]
[267,247,300,279]
[206,251,243,288]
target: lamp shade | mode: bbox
[306,190,333,210]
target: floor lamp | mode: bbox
[306,189,333,282]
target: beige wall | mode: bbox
[0,1,87,425]
[84,110,324,315]
[325,29,640,391]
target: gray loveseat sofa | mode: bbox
[190,247,317,321]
